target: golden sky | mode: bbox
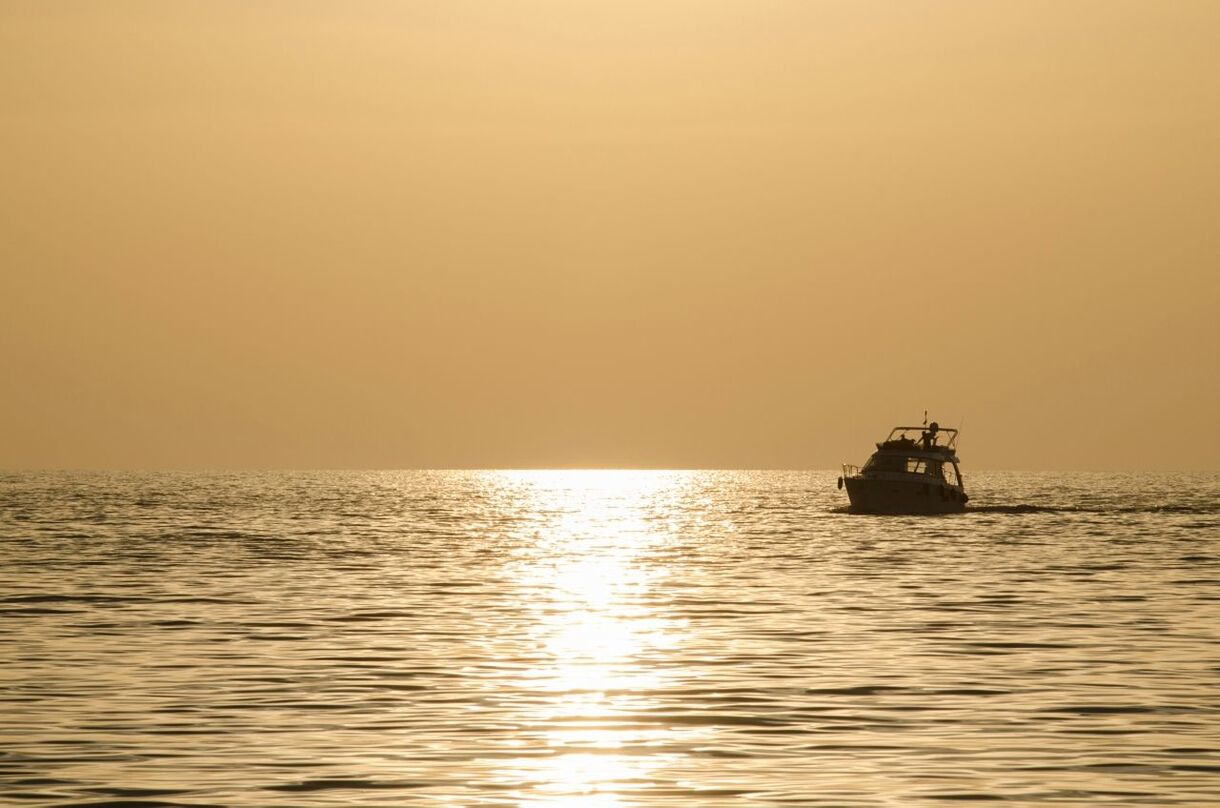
[2,1,1217,470]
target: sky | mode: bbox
[2,1,1218,471]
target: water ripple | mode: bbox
[2,470,1219,806]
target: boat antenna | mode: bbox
[923,410,927,427]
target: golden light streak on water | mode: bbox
[502,471,695,804]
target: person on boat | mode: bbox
[921,422,939,450]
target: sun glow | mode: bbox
[489,471,697,805]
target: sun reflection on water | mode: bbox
[492,471,697,806]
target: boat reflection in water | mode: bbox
[838,421,968,514]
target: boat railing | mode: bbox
[842,464,861,479]
[884,426,959,451]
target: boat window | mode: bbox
[866,455,950,476]
[942,464,960,486]
[864,454,905,472]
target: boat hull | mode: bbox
[844,476,966,515]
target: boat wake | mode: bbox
[829,504,1216,515]
[967,504,1216,515]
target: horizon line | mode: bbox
[4,466,1218,474]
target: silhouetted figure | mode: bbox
[921,422,940,450]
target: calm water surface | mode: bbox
[2,471,1219,806]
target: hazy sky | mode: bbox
[3,1,1218,470]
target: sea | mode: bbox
[2,470,1218,807]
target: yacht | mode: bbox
[838,421,967,514]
